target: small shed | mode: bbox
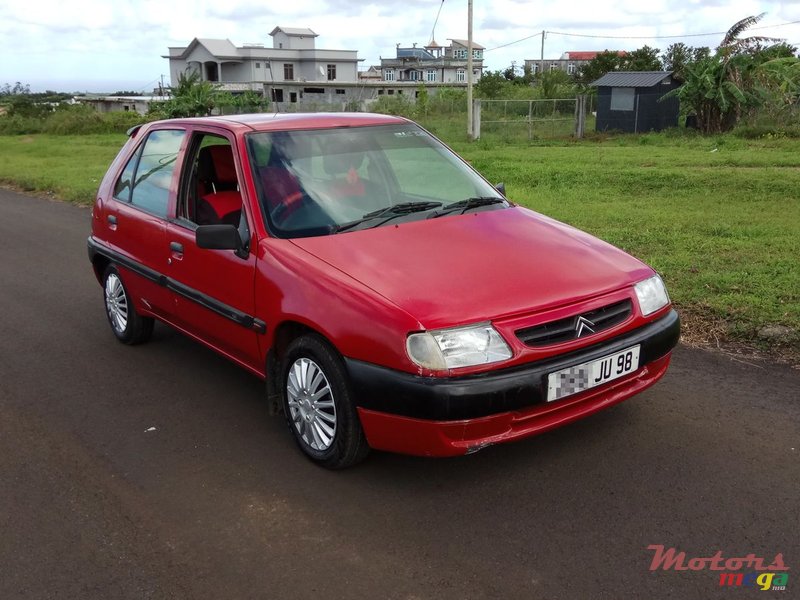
[591,71,680,133]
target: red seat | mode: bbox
[198,190,242,225]
[260,167,304,218]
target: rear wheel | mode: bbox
[102,265,154,345]
[281,335,370,469]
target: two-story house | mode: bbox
[163,27,361,104]
[380,39,485,85]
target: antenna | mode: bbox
[430,0,445,44]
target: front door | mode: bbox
[164,130,262,372]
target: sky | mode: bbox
[2,0,799,93]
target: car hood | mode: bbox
[290,207,653,329]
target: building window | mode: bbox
[456,69,465,82]
[567,63,575,75]
[550,63,558,72]
[384,70,395,81]
[283,63,294,80]
[271,89,284,102]
[335,89,345,94]
[327,64,336,81]
[388,89,394,95]
[454,49,467,59]
[378,89,384,95]
[532,63,540,74]
[255,62,261,69]
[472,49,482,59]
[409,70,420,81]
[426,69,436,82]
[610,87,635,111]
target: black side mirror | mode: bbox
[495,182,506,196]
[196,224,244,256]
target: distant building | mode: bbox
[380,39,485,84]
[524,51,626,76]
[75,95,161,115]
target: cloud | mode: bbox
[0,0,797,90]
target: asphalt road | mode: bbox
[1,187,798,600]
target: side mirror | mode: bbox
[495,182,506,196]
[196,224,244,254]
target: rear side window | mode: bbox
[114,129,185,217]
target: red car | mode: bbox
[88,113,679,468]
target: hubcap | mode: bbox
[105,273,128,333]
[286,358,337,451]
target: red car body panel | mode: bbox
[88,113,679,459]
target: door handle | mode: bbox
[107,214,117,225]
[170,241,184,253]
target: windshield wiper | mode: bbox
[428,197,507,218]
[333,201,442,233]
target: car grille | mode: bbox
[515,299,633,347]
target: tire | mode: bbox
[102,265,154,345]
[281,334,370,469]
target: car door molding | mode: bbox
[88,237,266,334]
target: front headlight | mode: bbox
[634,275,670,316]
[406,323,512,370]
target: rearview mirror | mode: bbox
[196,224,243,253]
[495,182,506,196]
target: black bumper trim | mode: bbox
[88,237,266,334]
[346,309,680,421]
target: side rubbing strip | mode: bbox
[88,237,266,334]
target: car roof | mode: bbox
[147,112,410,134]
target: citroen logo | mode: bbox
[575,316,596,337]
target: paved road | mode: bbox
[0,188,798,600]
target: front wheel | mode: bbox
[102,265,154,345]
[281,335,370,469]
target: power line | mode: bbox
[485,19,800,52]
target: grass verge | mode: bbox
[1,131,798,360]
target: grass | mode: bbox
[0,134,125,204]
[0,130,798,354]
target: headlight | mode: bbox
[634,275,670,316]
[406,323,512,370]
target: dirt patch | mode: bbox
[677,305,800,369]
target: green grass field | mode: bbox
[0,131,797,353]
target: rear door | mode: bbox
[164,128,262,372]
[101,128,187,318]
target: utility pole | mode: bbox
[467,0,474,140]
[539,30,546,76]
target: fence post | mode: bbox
[528,100,533,141]
[574,95,586,138]
[473,99,481,139]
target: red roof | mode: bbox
[566,51,626,61]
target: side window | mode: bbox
[128,129,185,217]
[180,133,248,240]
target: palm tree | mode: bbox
[669,14,790,133]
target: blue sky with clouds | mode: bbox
[2,0,799,92]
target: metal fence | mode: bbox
[474,96,594,140]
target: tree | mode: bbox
[150,70,268,118]
[577,51,624,85]
[668,14,797,133]
[624,45,662,71]
[474,70,505,98]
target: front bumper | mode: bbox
[347,309,679,456]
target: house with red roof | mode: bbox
[524,51,626,76]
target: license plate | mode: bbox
[546,345,640,402]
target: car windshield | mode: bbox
[246,123,505,238]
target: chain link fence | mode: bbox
[474,96,595,141]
